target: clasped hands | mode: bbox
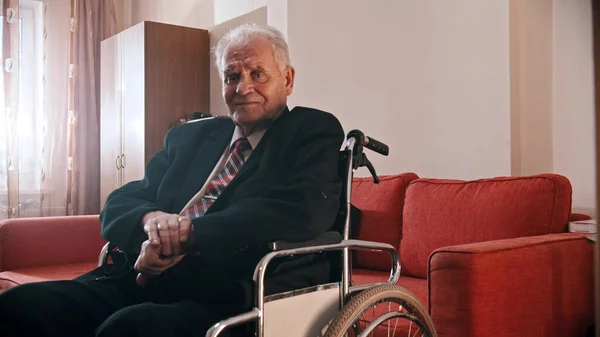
[134,211,195,286]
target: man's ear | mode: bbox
[284,66,295,96]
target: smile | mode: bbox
[235,102,260,106]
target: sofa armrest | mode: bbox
[428,233,595,337]
[0,215,106,271]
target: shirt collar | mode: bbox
[230,126,267,150]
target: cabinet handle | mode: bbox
[121,154,126,168]
[116,155,121,169]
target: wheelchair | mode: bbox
[98,130,437,337]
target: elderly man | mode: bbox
[0,24,344,337]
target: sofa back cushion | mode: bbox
[351,173,419,271]
[400,174,572,279]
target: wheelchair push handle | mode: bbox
[347,129,389,156]
[364,136,389,156]
[346,129,389,184]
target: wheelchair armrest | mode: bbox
[267,231,343,251]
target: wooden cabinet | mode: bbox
[100,21,209,208]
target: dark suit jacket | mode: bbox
[98,106,345,299]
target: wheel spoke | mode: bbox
[370,304,376,337]
[411,325,420,337]
[391,304,400,336]
[388,302,391,337]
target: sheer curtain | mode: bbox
[41,0,70,217]
[0,0,124,220]
[0,0,18,218]
[70,0,124,215]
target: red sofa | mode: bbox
[351,173,595,337]
[0,215,105,290]
[0,173,595,337]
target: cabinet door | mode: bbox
[121,22,146,185]
[100,33,123,209]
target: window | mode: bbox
[0,0,44,217]
[17,0,44,191]
[0,0,44,183]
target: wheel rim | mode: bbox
[344,298,431,337]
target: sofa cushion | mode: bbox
[351,173,419,271]
[400,174,572,279]
[0,262,98,293]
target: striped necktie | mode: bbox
[182,137,251,219]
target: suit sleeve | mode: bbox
[99,132,173,250]
[191,113,345,254]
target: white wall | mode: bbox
[128,0,597,214]
[212,0,286,36]
[213,0,265,25]
[129,0,213,29]
[287,0,511,179]
[552,0,596,215]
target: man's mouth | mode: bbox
[235,102,260,106]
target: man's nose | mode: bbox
[236,76,254,95]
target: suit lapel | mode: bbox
[173,121,235,212]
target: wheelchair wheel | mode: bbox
[325,284,436,337]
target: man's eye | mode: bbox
[225,74,239,84]
[252,72,266,82]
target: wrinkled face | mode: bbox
[222,37,295,131]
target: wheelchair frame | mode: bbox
[205,133,403,337]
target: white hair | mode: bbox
[214,24,290,77]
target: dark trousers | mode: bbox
[0,267,250,337]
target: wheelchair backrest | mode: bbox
[326,149,362,283]
[330,149,361,239]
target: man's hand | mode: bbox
[134,239,185,286]
[142,211,194,257]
